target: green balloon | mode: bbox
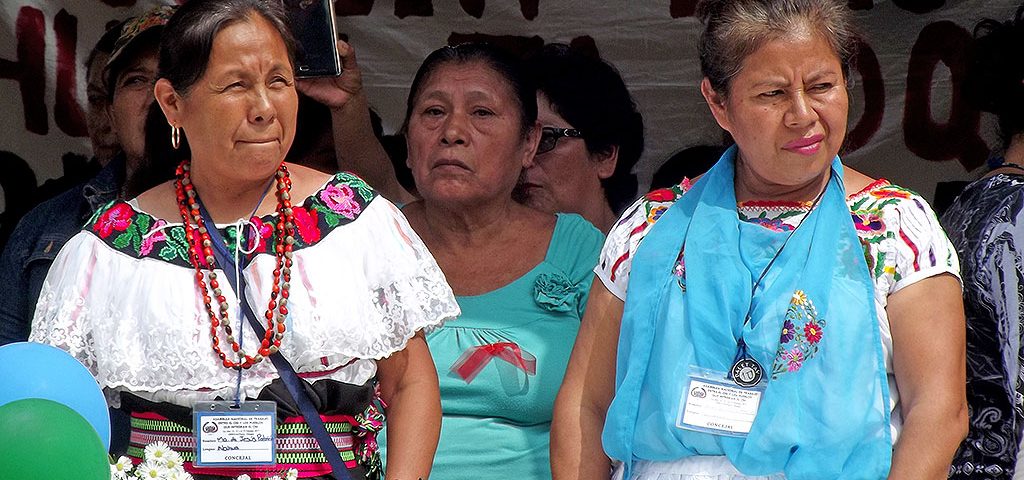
[0,398,110,480]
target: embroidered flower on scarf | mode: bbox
[771,290,826,380]
[784,347,805,372]
[292,206,321,243]
[95,203,135,238]
[779,319,796,343]
[320,183,362,219]
[534,273,580,312]
[804,321,823,344]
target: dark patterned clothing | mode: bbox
[942,173,1024,479]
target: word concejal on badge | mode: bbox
[730,357,764,388]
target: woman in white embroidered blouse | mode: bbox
[29,1,457,479]
[550,0,966,479]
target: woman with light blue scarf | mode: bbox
[550,0,967,479]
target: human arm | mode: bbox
[297,40,416,205]
[887,273,967,479]
[376,331,441,480]
[551,279,623,480]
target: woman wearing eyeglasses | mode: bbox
[380,43,605,479]
[514,44,645,233]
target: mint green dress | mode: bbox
[427,213,603,479]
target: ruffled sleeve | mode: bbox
[595,182,690,301]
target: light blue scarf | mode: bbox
[603,146,892,479]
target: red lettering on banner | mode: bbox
[903,21,986,170]
[670,0,698,18]
[0,7,48,135]
[845,39,884,152]
[55,9,87,137]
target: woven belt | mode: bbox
[127,411,360,478]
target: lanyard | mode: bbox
[193,189,355,480]
[728,180,828,387]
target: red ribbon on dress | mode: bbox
[450,342,537,383]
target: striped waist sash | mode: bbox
[128,410,360,478]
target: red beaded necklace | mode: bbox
[174,160,295,370]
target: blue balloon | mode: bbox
[0,342,110,450]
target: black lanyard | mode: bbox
[728,179,828,387]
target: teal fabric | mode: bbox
[382,213,603,479]
[604,147,892,479]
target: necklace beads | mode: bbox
[174,160,295,370]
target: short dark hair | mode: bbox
[697,0,856,95]
[402,43,537,138]
[157,0,296,95]
[964,5,1024,149]
[527,44,645,213]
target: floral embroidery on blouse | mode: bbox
[534,272,581,313]
[771,290,825,378]
[84,171,377,268]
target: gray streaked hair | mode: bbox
[697,0,857,94]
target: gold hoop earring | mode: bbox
[171,125,181,150]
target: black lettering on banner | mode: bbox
[892,0,945,14]
[0,7,47,135]
[903,21,987,171]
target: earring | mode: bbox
[170,124,181,150]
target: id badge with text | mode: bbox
[193,401,277,467]
[675,366,765,437]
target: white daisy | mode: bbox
[161,450,184,471]
[134,460,169,479]
[143,441,173,463]
[110,456,134,477]
[268,476,283,480]
[165,470,194,480]
[236,475,252,480]
[285,469,298,480]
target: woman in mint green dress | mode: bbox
[394,43,604,478]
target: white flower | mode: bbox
[236,475,252,480]
[134,460,169,479]
[165,470,194,480]
[143,441,173,463]
[285,469,298,480]
[110,456,134,478]
[160,450,184,472]
[268,476,282,480]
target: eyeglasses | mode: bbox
[537,126,584,154]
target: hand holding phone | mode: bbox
[285,0,341,78]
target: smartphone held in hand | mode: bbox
[285,0,342,78]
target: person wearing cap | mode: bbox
[0,5,174,347]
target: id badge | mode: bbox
[193,401,277,467]
[676,366,765,437]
